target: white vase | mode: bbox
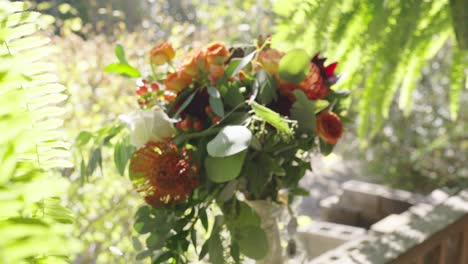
[247,200,284,264]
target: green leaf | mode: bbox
[205,151,247,183]
[291,90,316,133]
[449,49,467,120]
[319,138,334,156]
[104,63,141,78]
[208,233,224,264]
[113,138,134,176]
[225,58,242,77]
[133,220,155,235]
[251,102,292,135]
[135,250,152,260]
[86,147,102,176]
[235,202,261,227]
[315,100,330,113]
[289,187,310,196]
[229,51,257,77]
[279,49,311,84]
[115,44,128,64]
[230,242,240,264]
[146,233,164,250]
[132,237,143,251]
[208,87,225,117]
[75,131,92,146]
[190,228,197,250]
[224,85,245,108]
[207,125,252,157]
[255,70,277,105]
[199,209,208,230]
[153,251,173,264]
[235,225,268,260]
[199,239,209,260]
[173,90,197,119]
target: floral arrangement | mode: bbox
[102,36,349,263]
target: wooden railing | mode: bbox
[392,213,468,264]
[310,189,468,264]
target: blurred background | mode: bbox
[23,0,467,263]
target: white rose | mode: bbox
[120,108,176,148]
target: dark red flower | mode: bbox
[311,53,339,85]
[129,141,199,207]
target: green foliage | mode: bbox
[205,151,247,183]
[0,1,79,262]
[251,102,293,135]
[273,0,465,140]
[291,90,316,133]
[207,125,252,157]
[104,44,141,77]
[278,48,310,84]
[345,45,468,192]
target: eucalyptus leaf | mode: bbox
[208,86,225,117]
[205,151,247,183]
[207,125,252,157]
[278,49,311,84]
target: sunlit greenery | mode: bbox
[2,0,467,263]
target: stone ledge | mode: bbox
[308,189,468,264]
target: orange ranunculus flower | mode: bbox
[204,42,230,65]
[150,41,176,66]
[316,111,343,145]
[180,49,208,78]
[208,64,225,84]
[164,71,192,93]
[257,49,285,76]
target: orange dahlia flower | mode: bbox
[150,41,176,66]
[129,141,199,208]
[316,111,343,145]
[204,42,230,65]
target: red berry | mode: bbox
[205,106,213,114]
[211,116,221,124]
[151,82,159,91]
[193,121,203,131]
[180,119,192,131]
[164,91,177,102]
[136,85,148,96]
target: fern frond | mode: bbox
[0,1,78,262]
[273,0,456,140]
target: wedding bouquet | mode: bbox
[103,36,348,263]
